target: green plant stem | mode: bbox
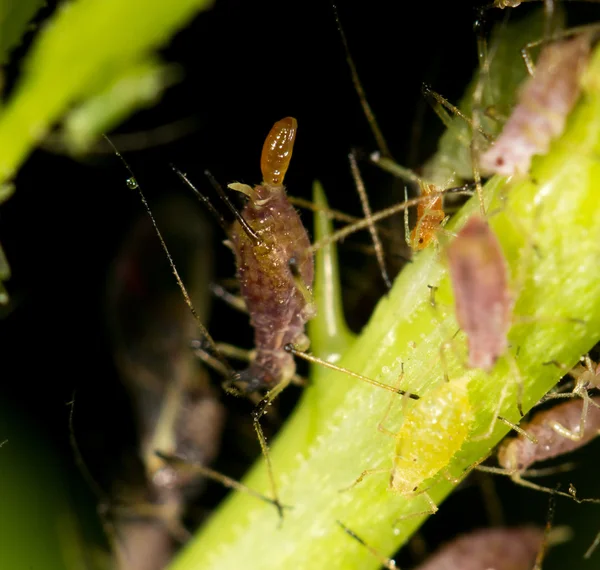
[169,46,600,570]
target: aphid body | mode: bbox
[498,396,600,473]
[480,34,591,176]
[390,377,473,495]
[415,526,544,570]
[447,215,512,372]
[409,182,447,251]
[228,117,315,392]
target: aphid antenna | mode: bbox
[331,3,392,160]
[284,344,419,399]
[103,135,236,380]
[170,164,229,234]
[203,168,262,245]
[348,149,391,289]
[337,520,398,570]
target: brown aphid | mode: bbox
[447,215,512,371]
[227,117,316,393]
[415,527,545,570]
[104,197,228,565]
[498,396,600,475]
[480,33,591,176]
[408,182,447,251]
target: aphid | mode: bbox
[196,117,316,394]
[479,33,591,176]
[345,376,473,518]
[406,181,448,252]
[446,215,511,372]
[479,396,600,502]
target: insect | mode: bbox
[344,376,473,520]
[446,215,512,372]
[222,117,316,394]
[478,395,600,504]
[405,181,448,252]
[479,32,592,176]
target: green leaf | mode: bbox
[0,0,46,66]
[0,0,214,182]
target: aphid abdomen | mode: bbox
[498,396,600,472]
[447,216,512,371]
[415,526,544,570]
[480,34,591,176]
[231,185,314,392]
[391,378,473,494]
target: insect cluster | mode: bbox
[86,2,600,570]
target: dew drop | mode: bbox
[126,177,139,190]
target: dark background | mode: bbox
[1,0,600,567]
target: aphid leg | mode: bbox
[209,282,247,313]
[339,467,391,493]
[337,521,398,570]
[403,187,411,249]
[285,344,420,399]
[392,491,438,525]
[288,258,317,320]
[549,396,591,442]
[349,149,391,288]
[421,84,494,146]
[520,24,599,77]
[497,415,538,444]
[376,366,412,438]
[476,463,600,504]
[248,377,296,523]
[154,451,291,514]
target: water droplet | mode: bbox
[126,177,139,190]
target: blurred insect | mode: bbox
[479,32,591,176]
[446,215,511,373]
[338,523,547,570]
[342,375,473,521]
[82,196,287,569]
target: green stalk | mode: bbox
[169,42,600,570]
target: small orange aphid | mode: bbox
[447,215,512,372]
[408,182,447,251]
